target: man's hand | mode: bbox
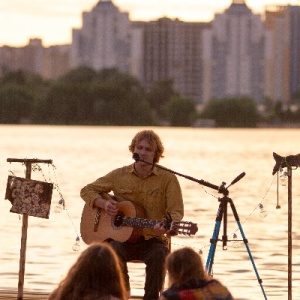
[94,197,118,217]
[104,200,118,216]
[153,222,167,235]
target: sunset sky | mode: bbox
[0,0,299,47]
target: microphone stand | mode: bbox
[133,154,268,300]
[133,153,226,194]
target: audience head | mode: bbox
[48,242,127,300]
[166,247,208,287]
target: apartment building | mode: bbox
[142,18,209,103]
[71,0,131,73]
[0,0,299,104]
[203,0,265,103]
[288,6,300,101]
[264,5,300,103]
[0,39,70,79]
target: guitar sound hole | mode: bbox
[114,212,124,227]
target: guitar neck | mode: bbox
[122,217,161,229]
[120,217,198,236]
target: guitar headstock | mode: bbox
[172,221,198,236]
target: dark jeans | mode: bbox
[107,237,169,300]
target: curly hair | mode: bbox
[128,130,164,164]
[48,242,127,300]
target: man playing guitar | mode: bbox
[80,130,184,300]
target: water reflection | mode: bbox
[0,126,299,299]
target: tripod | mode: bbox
[205,180,268,300]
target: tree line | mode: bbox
[0,67,299,127]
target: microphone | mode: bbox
[231,172,246,185]
[132,153,140,162]
[132,153,154,167]
[226,172,246,190]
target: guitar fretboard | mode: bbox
[121,217,162,229]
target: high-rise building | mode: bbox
[264,6,290,103]
[71,0,131,73]
[264,5,300,103]
[0,46,22,75]
[142,18,209,103]
[288,6,300,100]
[42,45,71,79]
[1,0,299,106]
[0,39,70,79]
[203,0,265,103]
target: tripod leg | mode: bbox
[205,201,224,276]
[229,199,268,300]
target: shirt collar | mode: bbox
[130,163,158,176]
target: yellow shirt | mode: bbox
[80,163,184,240]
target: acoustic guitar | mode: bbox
[80,200,198,245]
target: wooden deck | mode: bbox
[0,289,142,299]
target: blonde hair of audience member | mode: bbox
[48,242,127,300]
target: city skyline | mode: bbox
[1,0,299,47]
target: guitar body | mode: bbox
[80,200,146,245]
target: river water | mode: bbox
[0,125,300,299]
